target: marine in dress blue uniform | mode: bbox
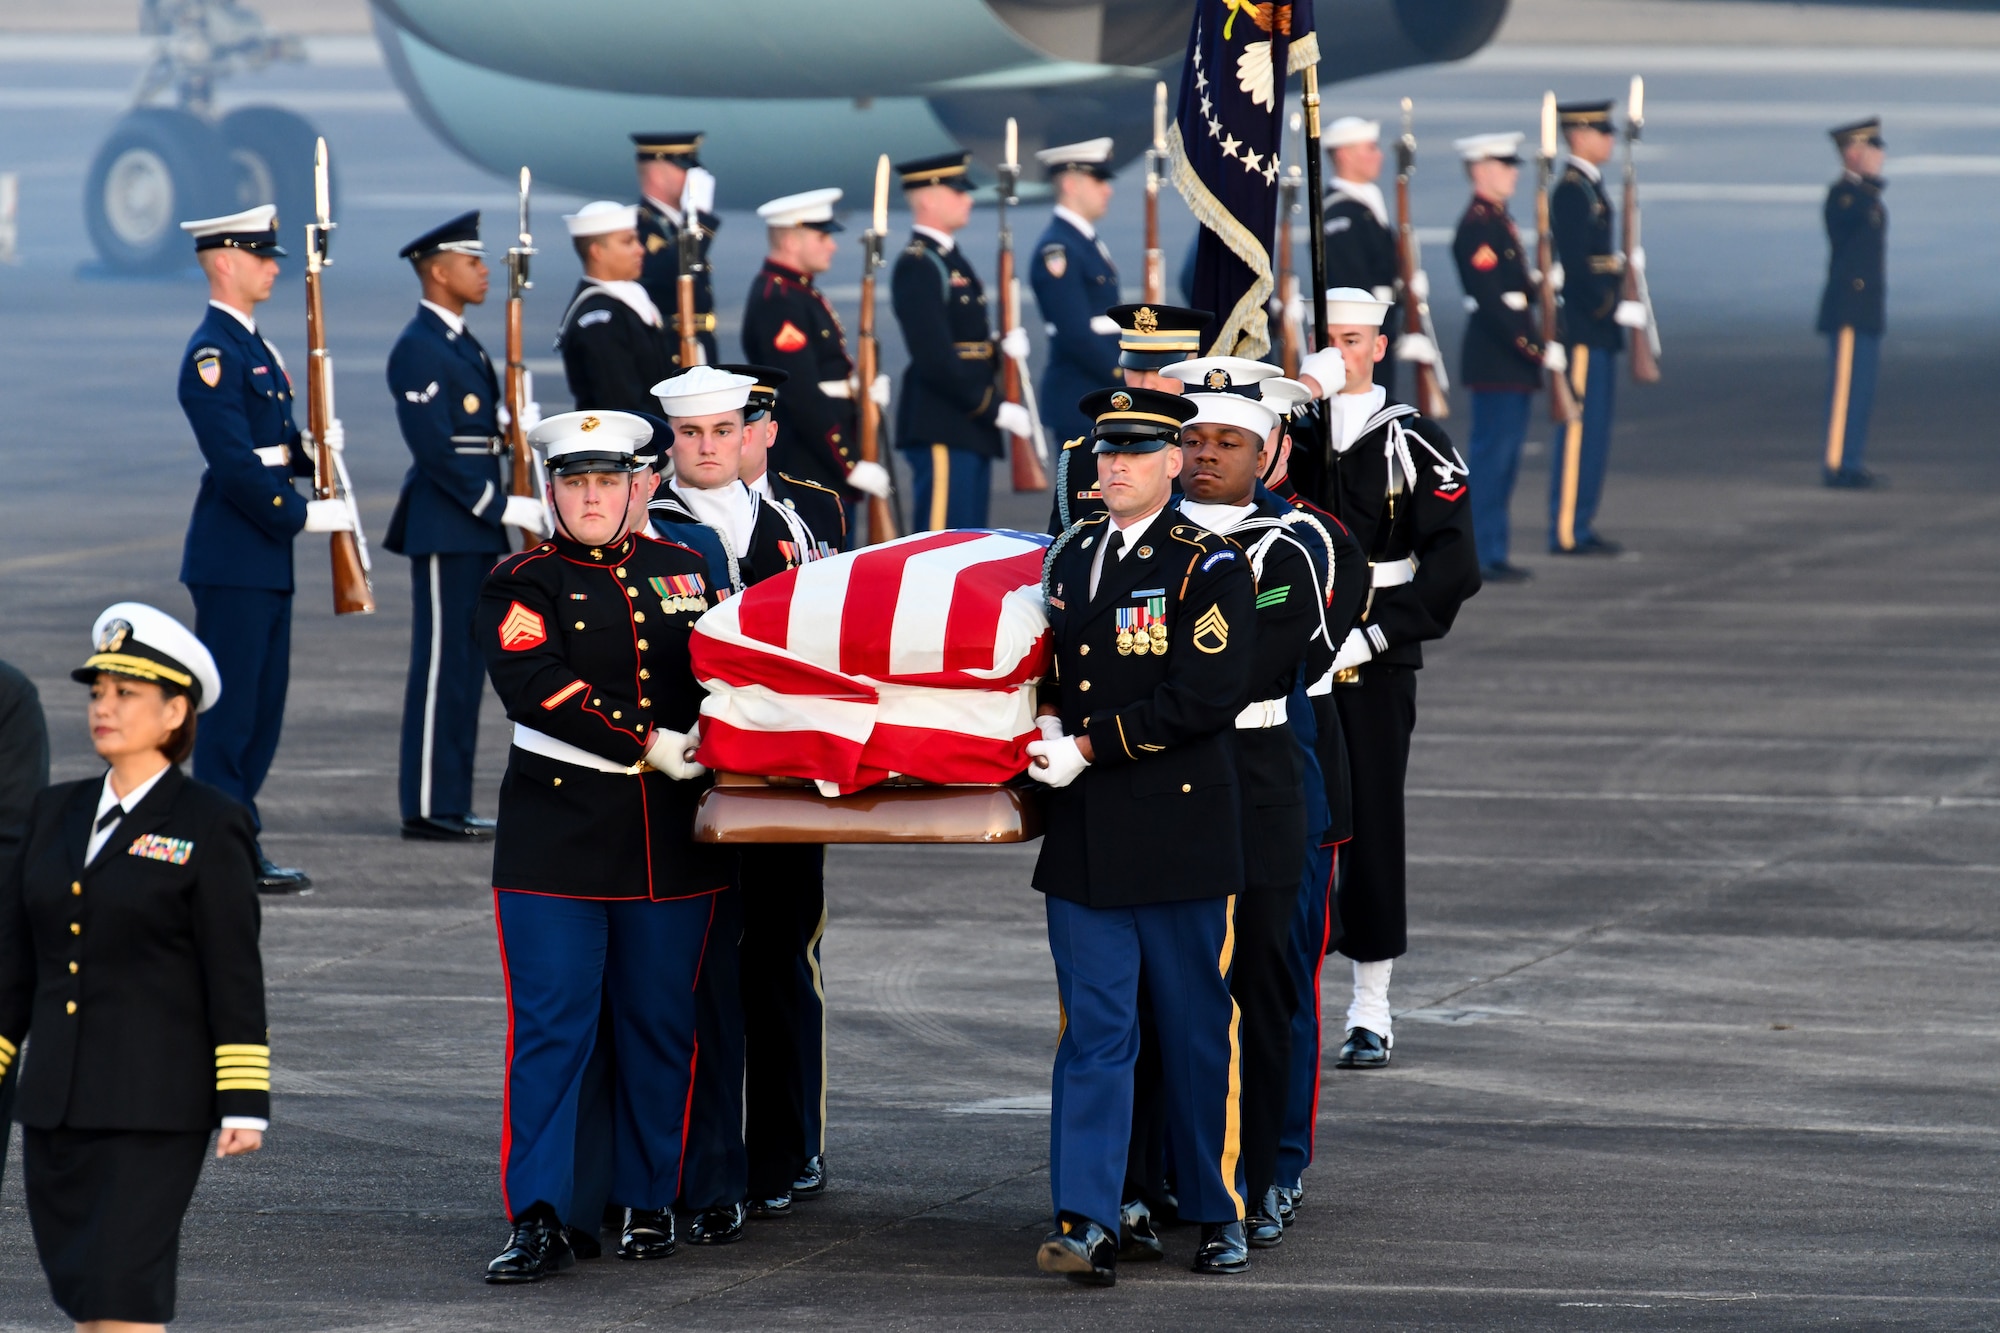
[385,212,546,841]
[1818,118,1888,488]
[478,412,733,1283]
[175,205,354,893]
[1027,387,1254,1285]
[1028,138,1121,447]
[631,133,720,365]
[1450,134,1546,580]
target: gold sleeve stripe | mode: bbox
[0,1034,16,1058]
[215,1043,270,1057]
[216,1078,272,1091]
[218,1063,271,1075]
[217,1053,271,1067]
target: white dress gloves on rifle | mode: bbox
[1088,315,1119,336]
[303,499,353,533]
[1394,332,1440,366]
[1627,246,1646,275]
[1614,300,1650,329]
[845,459,892,499]
[683,167,716,218]
[1330,626,1374,674]
[868,373,890,409]
[497,401,544,433]
[644,726,707,780]
[1000,326,1032,362]
[1406,269,1430,302]
[995,401,1033,439]
[1026,734,1088,788]
[1542,343,1569,374]
[502,494,550,536]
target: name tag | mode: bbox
[128,834,194,865]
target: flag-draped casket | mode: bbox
[691,530,1053,795]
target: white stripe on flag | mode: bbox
[886,533,1020,678]
[785,548,856,668]
[699,681,876,743]
[874,682,1036,741]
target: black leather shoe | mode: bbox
[485,1215,574,1283]
[791,1154,827,1197]
[254,848,312,895]
[1479,561,1534,583]
[1825,468,1882,489]
[563,1225,602,1260]
[617,1207,676,1260]
[1336,1026,1392,1069]
[1192,1220,1250,1274]
[1246,1188,1285,1249]
[1275,1184,1300,1228]
[686,1202,745,1245]
[1037,1215,1117,1287]
[749,1191,792,1218]
[1550,534,1623,556]
[401,814,496,841]
[1117,1198,1163,1261]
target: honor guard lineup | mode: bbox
[129,81,1894,1296]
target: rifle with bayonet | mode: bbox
[1537,93,1581,424]
[1622,74,1662,383]
[996,117,1049,493]
[504,166,544,548]
[675,193,706,368]
[1145,80,1166,303]
[1394,98,1450,419]
[856,154,899,545]
[303,135,374,615]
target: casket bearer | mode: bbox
[477,410,732,1282]
[1027,385,1257,1285]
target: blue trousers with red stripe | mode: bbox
[1045,893,1245,1234]
[494,889,717,1222]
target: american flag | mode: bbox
[1169,0,1319,358]
[690,530,1054,794]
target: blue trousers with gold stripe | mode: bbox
[1548,344,1618,551]
[1823,326,1881,482]
[899,445,991,531]
[1045,893,1245,1233]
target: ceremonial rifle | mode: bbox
[303,136,374,615]
[504,166,544,549]
[1274,111,1304,378]
[1394,98,1450,419]
[856,154,899,544]
[1622,74,1662,383]
[1144,81,1166,303]
[1537,92,1581,424]
[675,189,705,368]
[1300,54,1329,348]
[996,117,1049,492]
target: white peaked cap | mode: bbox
[1455,132,1525,163]
[179,204,277,238]
[530,410,653,464]
[563,200,640,237]
[83,602,223,712]
[1035,137,1115,167]
[756,187,842,229]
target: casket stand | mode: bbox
[694,773,1044,844]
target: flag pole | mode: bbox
[1299,64,1328,350]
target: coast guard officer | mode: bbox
[556,201,680,414]
[891,151,1034,529]
[1818,118,1887,488]
[1027,386,1254,1285]
[478,410,731,1282]
[176,205,354,893]
[384,212,551,841]
[1029,138,1121,446]
[631,132,719,365]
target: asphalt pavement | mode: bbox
[0,24,1997,1333]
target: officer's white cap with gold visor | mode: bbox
[1160,357,1312,438]
[530,411,654,475]
[72,603,222,712]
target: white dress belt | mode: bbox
[512,724,646,775]
[1235,697,1290,729]
[253,445,289,467]
[1370,556,1417,587]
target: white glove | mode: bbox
[869,373,891,409]
[1330,626,1373,674]
[1394,332,1440,366]
[1036,714,1066,743]
[1296,348,1344,397]
[1371,285,1395,304]
[1614,300,1650,329]
[503,494,549,536]
[1025,735,1088,788]
[520,399,542,432]
[1088,314,1118,336]
[303,499,353,533]
[1282,291,1305,327]
[816,378,853,400]
[1408,269,1430,302]
[846,459,892,499]
[1500,290,1530,312]
[322,418,345,453]
[683,166,716,218]
[1628,246,1646,275]
[1542,343,1568,374]
[1000,326,1032,362]
[1548,261,1566,289]
[996,401,1033,439]
[644,726,708,780]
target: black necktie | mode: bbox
[96,807,123,834]
[1108,530,1127,561]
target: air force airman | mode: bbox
[1029,138,1121,446]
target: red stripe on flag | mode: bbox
[690,633,876,702]
[863,721,1035,787]
[940,547,1047,676]
[734,562,800,647]
[838,531,985,679]
[696,716,867,784]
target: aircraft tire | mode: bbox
[85,108,234,273]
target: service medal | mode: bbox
[1132,633,1151,656]
[1116,629,1134,655]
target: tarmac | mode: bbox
[1,18,1998,1332]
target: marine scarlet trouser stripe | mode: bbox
[1825,325,1855,474]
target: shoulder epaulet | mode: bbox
[491,544,555,575]
[1061,435,1086,452]
[903,240,927,256]
[1168,523,1230,550]
[776,470,839,497]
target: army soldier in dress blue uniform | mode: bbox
[478,410,732,1283]
[1549,100,1650,555]
[741,188,892,533]
[1818,118,1887,488]
[1028,138,1121,446]
[631,132,719,365]
[175,205,356,894]
[891,152,1035,530]
[1321,117,1402,395]
[556,201,681,415]
[1450,134,1551,582]
[384,212,551,842]
[1027,386,1255,1286]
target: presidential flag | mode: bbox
[1169,0,1319,358]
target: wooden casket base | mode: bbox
[694,773,1044,845]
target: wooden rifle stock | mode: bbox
[1394,106,1449,420]
[1621,149,1661,384]
[856,239,897,544]
[996,244,1047,493]
[1535,153,1581,423]
[1144,79,1166,303]
[303,139,373,616]
[676,269,700,369]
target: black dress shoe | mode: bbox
[563,1225,602,1261]
[1117,1199,1163,1261]
[401,814,497,841]
[1192,1220,1250,1274]
[1246,1188,1285,1249]
[1825,468,1882,489]
[1336,1026,1392,1069]
[1479,560,1534,583]
[254,848,312,895]
[617,1207,676,1260]
[1275,1184,1300,1227]
[1037,1215,1117,1287]
[791,1154,827,1197]
[1551,534,1623,556]
[485,1215,574,1283]
[686,1201,745,1245]
[749,1191,792,1218]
